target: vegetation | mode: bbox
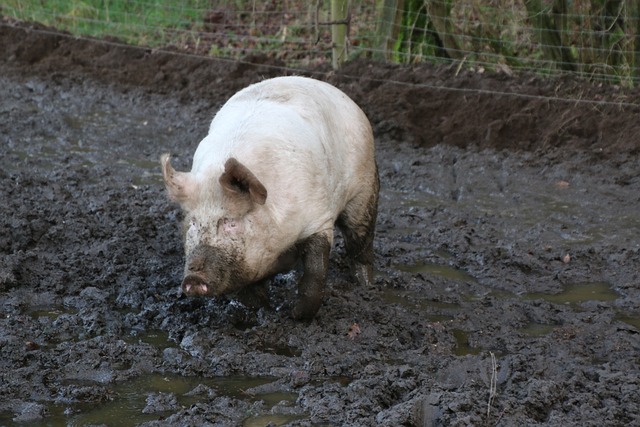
[3,0,640,85]
[3,0,209,46]
[378,0,640,86]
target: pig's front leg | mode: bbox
[292,231,331,320]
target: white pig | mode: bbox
[161,76,378,320]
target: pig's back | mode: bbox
[191,76,375,232]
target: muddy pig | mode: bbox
[161,76,378,320]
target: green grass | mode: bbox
[3,0,209,47]
[2,0,331,65]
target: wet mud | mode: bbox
[1,22,639,426]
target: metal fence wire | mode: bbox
[3,0,640,86]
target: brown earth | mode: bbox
[1,20,639,426]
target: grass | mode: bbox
[3,0,209,47]
[3,0,335,66]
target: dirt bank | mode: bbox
[1,21,639,426]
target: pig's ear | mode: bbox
[219,158,267,205]
[161,153,198,208]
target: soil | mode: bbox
[1,20,640,427]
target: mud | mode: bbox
[1,21,640,426]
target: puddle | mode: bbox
[252,391,298,408]
[381,288,459,322]
[258,342,302,358]
[0,374,297,427]
[122,158,164,186]
[463,283,617,308]
[517,322,559,337]
[425,313,457,323]
[380,190,438,208]
[306,375,352,391]
[461,288,517,302]
[615,313,640,330]
[125,329,175,348]
[322,375,353,387]
[523,282,617,306]
[452,329,482,356]
[400,197,438,209]
[29,305,76,320]
[395,262,476,282]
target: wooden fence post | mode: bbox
[331,0,349,69]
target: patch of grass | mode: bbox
[3,1,333,66]
[3,0,209,47]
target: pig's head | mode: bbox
[160,154,267,297]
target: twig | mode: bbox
[455,55,468,76]
[487,351,497,418]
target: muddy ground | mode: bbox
[1,22,640,427]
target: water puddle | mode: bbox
[452,329,482,356]
[399,197,438,209]
[395,262,476,282]
[333,375,353,386]
[0,373,299,427]
[28,305,76,320]
[124,158,164,186]
[250,390,298,408]
[461,282,617,308]
[381,288,459,322]
[615,313,640,330]
[257,342,302,358]
[309,375,352,388]
[517,322,559,337]
[461,288,517,302]
[125,329,175,348]
[522,282,617,306]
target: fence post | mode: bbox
[635,1,640,81]
[331,0,349,69]
[524,0,575,71]
[427,0,463,60]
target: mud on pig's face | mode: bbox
[179,216,246,297]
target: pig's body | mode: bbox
[162,76,378,319]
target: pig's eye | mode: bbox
[217,217,239,234]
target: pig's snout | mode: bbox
[182,274,210,296]
[181,244,239,297]
[182,245,214,296]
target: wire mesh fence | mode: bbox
[3,1,640,86]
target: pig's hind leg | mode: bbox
[337,172,379,287]
[292,231,332,320]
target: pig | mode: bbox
[161,76,378,320]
